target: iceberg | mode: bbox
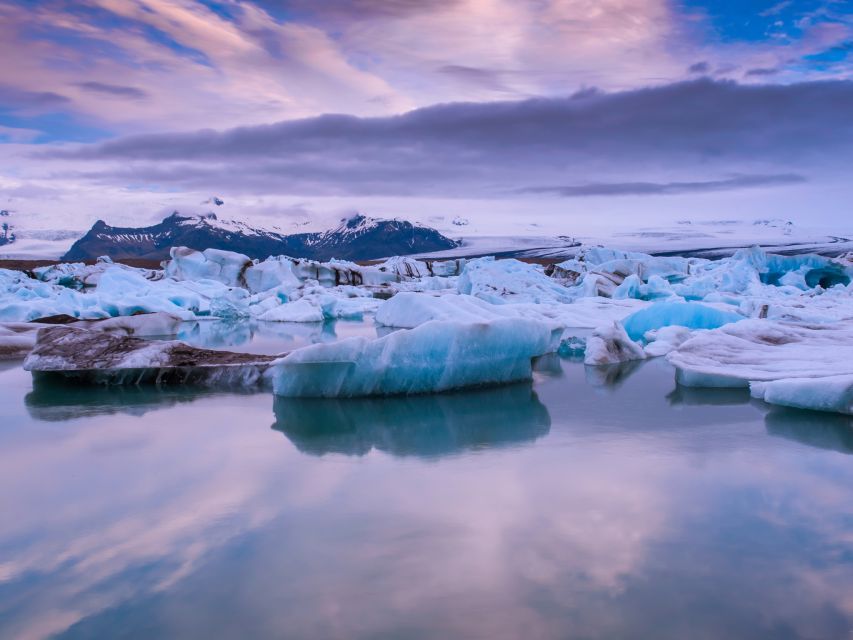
[375,290,646,332]
[667,319,853,388]
[257,298,325,323]
[0,322,41,359]
[24,326,276,387]
[583,322,646,366]
[751,375,853,415]
[375,292,520,328]
[458,257,576,304]
[621,301,743,342]
[164,247,253,288]
[270,318,560,397]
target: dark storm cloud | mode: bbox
[521,174,807,197]
[73,82,149,100]
[54,79,853,197]
[687,61,710,74]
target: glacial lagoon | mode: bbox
[2,320,852,639]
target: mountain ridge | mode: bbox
[62,212,460,262]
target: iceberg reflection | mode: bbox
[272,383,551,458]
[765,407,853,455]
[25,377,262,421]
[666,384,752,407]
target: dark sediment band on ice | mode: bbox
[24,326,278,387]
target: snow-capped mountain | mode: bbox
[62,212,460,261]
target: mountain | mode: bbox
[62,212,460,262]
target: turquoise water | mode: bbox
[1,322,853,639]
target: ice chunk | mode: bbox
[557,334,586,358]
[621,301,743,342]
[642,325,692,357]
[270,318,560,397]
[164,247,253,287]
[458,257,575,304]
[258,298,325,323]
[667,319,853,388]
[583,322,646,366]
[243,255,302,294]
[24,326,276,387]
[751,375,853,415]
[78,312,185,336]
[376,292,519,328]
[375,290,646,331]
[0,322,41,359]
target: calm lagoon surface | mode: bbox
[1,320,853,639]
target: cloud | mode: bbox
[73,82,149,100]
[688,61,710,74]
[0,85,70,112]
[437,65,513,93]
[745,67,780,76]
[50,79,853,198]
[521,174,807,197]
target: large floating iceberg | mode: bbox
[270,318,560,397]
[667,319,853,388]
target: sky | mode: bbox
[0,0,852,236]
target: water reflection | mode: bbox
[583,359,645,389]
[272,383,551,458]
[765,407,853,454]
[174,318,376,355]
[25,377,257,421]
[3,352,853,639]
[666,384,752,407]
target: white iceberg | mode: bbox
[458,257,576,304]
[583,321,647,366]
[751,375,853,415]
[667,319,853,388]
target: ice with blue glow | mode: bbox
[621,301,744,342]
[271,318,560,397]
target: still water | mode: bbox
[1,320,852,639]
